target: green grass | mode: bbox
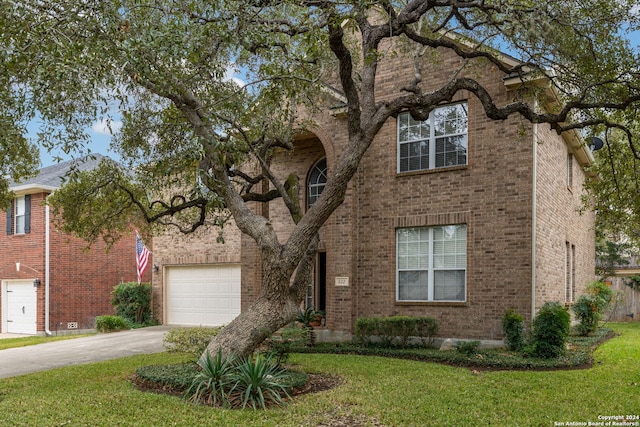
[0,334,93,350]
[0,323,638,426]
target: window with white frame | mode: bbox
[566,152,574,188]
[307,158,327,209]
[565,241,576,303]
[397,103,468,173]
[396,224,467,302]
[14,196,26,234]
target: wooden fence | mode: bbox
[605,276,640,322]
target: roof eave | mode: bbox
[10,184,58,195]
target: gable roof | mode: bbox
[9,154,106,195]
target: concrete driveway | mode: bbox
[0,326,170,379]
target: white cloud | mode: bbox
[91,118,123,135]
[225,65,246,87]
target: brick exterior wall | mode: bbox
[0,191,148,334]
[240,45,596,340]
[534,124,596,308]
[151,223,242,323]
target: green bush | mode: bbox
[111,282,153,325]
[95,315,129,332]
[529,302,571,359]
[502,309,526,351]
[163,326,222,357]
[455,340,480,355]
[572,281,615,336]
[415,317,439,347]
[354,317,381,346]
[263,326,311,365]
[354,316,439,348]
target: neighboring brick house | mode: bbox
[0,155,149,335]
[152,45,596,342]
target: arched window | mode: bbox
[307,157,327,209]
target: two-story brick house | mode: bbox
[236,51,595,341]
[0,155,150,335]
[149,43,596,342]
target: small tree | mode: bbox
[572,281,615,336]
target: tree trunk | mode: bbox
[203,291,301,360]
[203,230,317,360]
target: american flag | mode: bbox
[136,232,151,284]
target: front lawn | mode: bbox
[0,323,638,426]
[0,334,92,351]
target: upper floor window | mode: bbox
[6,195,31,235]
[15,196,26,234]
[566,152,574,188]
[396,224,467,302]
[307,158,327,209]
[398,102,468,173]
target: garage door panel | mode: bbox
[166,265,241,327]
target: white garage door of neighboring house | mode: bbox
[2,280,37,335]
[166,265,241,327]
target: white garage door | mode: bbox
[166,264,241,327]
[3,280,37,334]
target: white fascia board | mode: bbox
[10,184,59,195]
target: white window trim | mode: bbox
[566,152,574,188]
[396,224,467,302]
[397,102,468,173]
[14,196,26,235]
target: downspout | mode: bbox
[45,202,52,336]
[531,100,538,320]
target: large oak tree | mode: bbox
[3,0,640,358]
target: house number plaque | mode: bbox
[335,277,349,287]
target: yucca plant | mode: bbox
[228,354,291,410]
[186,349,236,406]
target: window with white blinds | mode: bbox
[397,224,466,302]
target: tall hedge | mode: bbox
[111,282,152,325]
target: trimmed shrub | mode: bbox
[502,309,526,351]
[163,326,222,357]
[455,340,480,355]
[95,315,128,332]
[354,317,382,346]
[529,302,571,359]
[415,317,439,347]
[111,282,153,325]
[354,316,439,348]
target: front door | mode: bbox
[306,253,327,312]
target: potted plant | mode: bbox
[296,307,324,328]
[310,310,325,327]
